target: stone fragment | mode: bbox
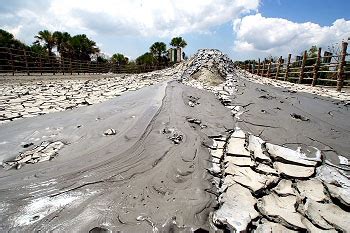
[226,165,279,193]
[266,143,319,167]
[274,162,315,178]
[213,183,259,232]
[257,193,306,230]
[104,128,117,136]
[300,199,349,232]
[296,179,328,202]
[163,127,183,144]
[273,179,296,196]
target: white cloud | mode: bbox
[0,0,259,42]
[233,14,350,59]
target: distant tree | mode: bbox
[29,44,47,57]
[136,52,157,65]
[150,42,167,64]
[0,29,27,49]
[170,37,187,48]
[111,53,129,65]
[35,30,56,56]
[97,55,108,63]
[307,45,318,58]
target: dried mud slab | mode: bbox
[213,183,259,232]
[255,219,296,233]
[300,199,349,232]
[266,143,319,167]
[273,179,296,196]
[257,193,306,230]
[226,137,250,157]
[295,179,328,202]
[316,165,350,208]
[273,161,315,178]
[225,165,279,193]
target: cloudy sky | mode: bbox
[1,0,349,60]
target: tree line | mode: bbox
[0,29,187,67]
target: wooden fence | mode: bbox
[239,41,349,91]
[0,47,169,76]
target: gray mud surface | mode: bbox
[0,81,234,232]
[232,74,350,165]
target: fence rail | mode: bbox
[0,47,169,76]
[239,41,349,91]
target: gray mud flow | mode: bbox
[0,81,234,232]
[233,73,350,165]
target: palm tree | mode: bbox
[150,42,167,64]
[170,37,187,49]
[35,30,56,56]
[53,31,72,57]
[69,34,99,60]
[111,53,129,65]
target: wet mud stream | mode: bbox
[0,81,234,232]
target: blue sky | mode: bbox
[1,0,349,61]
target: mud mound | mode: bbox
[181,49,235,81]
[191,67,225,86]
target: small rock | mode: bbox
[104,128,117,136]
[290,113,309,121]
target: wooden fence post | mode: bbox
[267,61,271,78]
[275,56,282,80]
[312,47,322,86]
[39,53,43,75]
[23,49,30,75]
[261,61,265,76]
[70,58,73,75]
[61,57,64,75]
[257,59,260,75]
[7,48,15,75]
[298,50,307,83]
[336,41,348,91]
[284,54,291,81]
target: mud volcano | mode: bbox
[0,49,349,232]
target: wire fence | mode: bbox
[0,47,169,76]
[238,41,349,91]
